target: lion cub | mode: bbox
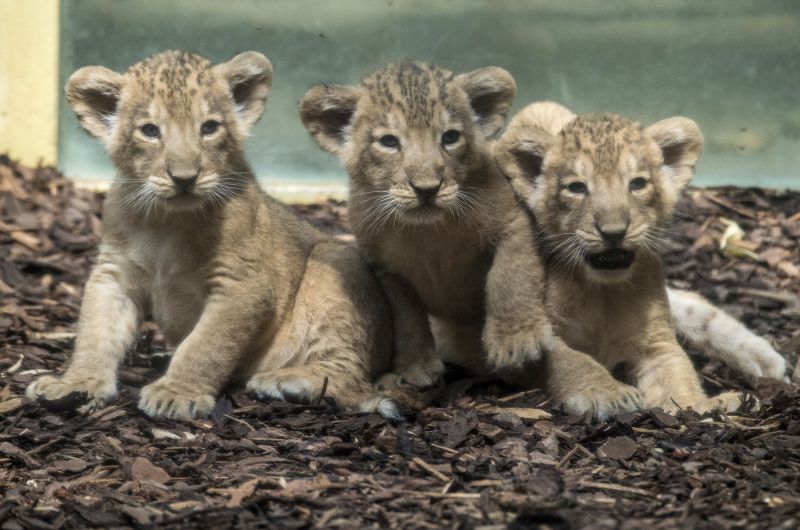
[495,102,751,413]
[300,61,556,398]
[27,51,396,420]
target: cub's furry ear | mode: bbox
[645,117,703,193]
[455,67,516,139]
[299,84,362,155]
[65,66,125,146]
[214,51,273,133]
[494,101,575,205]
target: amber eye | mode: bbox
[201,120,221,136]
[140,123,160,139]
[441,129,461,145]
[566,181,588,194]
[629,177,648,191]
[379,135,400,149]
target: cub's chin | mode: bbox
[163,192,207,212]
[584,248,637,284]
[398,203,447,226]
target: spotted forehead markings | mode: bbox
[360,61,456,127]
[126,50,214,111]
[560,113,646,174]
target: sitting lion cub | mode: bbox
[495,102,753,413]
[27,51,397,420]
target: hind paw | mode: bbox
[247,369,323,404]
[377,356,445,392]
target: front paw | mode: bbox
[138,377,215,420]
[483,320,555,371]
[560,381,644,421]
[26,373,117,413]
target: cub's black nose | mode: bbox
[411,182,441,203]
[168,171,198,191]
[596,222,628,245]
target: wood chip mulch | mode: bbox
[1,154,799,529]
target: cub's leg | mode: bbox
[504,340,644,420]
[138,278,276,420]
[633,343,751,414]
[483,216,555,370]
[374,272,445,393]
[26,261,140,412]
[667,288,787,381]
[247,241,400,418]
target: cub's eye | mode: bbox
[140,123,160,139]
[379,135,400,149]
[566,182,588,195]
[629,177,648,191]
[201,120,221,136]
[441,129,461,145]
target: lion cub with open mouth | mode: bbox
[26,51,396,420]
[495,102,752,414]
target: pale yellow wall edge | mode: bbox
[0,0,60,166]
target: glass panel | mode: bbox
[59,0,800,189]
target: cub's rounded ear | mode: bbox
[494,128,553,204]
[455,66,516,139]
[645,116,703,193]
[65,66,124,145]
[214,51,273,133]
[494,102,575,204]
[299,84,362,155]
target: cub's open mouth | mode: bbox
[587,248,635,270]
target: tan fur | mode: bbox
[26,51,398,420]
[495,101,754,414]
[301,62,631,411]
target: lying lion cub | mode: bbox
[495,102,752,413]
[27,51,396,420]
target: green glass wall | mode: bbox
[59,0,800,190]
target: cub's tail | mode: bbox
[667,287,788,382]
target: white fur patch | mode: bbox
[667,288,787,381]
[360,396,402,421]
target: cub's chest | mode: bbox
[123,232,215,307]
[378,231,492,320]
[546,275,651,363]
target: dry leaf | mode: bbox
[131,457,170,484]
[0,397,23,414]
[598,436,638,460]
[480,406,551,420]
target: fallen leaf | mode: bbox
[480,406,551,420]
[218,477,261,508]
[0,397,23,414]
[131,457,170,484]
[53,458,89,473]
[151,428,181,441]
[597,436,638,460]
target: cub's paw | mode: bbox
[561,382,644,421]
[483,320,555,371]
[26,373,117,413]
[684,391,757,415]
[247,369,321,404]
[739,338,788,382]
[376,356,445,392]
[138,378,215,420]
